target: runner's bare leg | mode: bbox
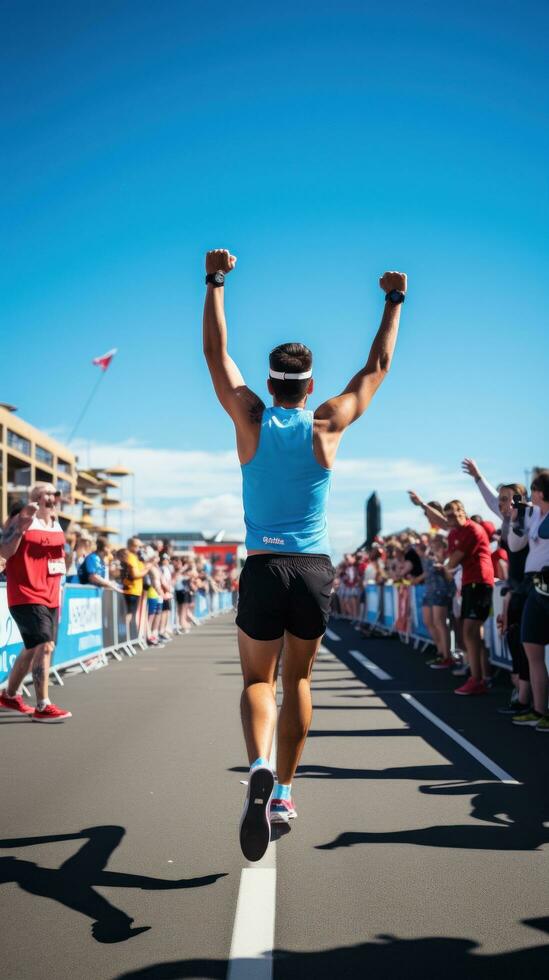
[276,631,323,784]
[238,628,283,763]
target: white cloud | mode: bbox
[66,438,498,557]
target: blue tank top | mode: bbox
[241,407,332,554]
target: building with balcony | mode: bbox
[0,403,76,523]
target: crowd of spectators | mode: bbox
[61,532,237,648]
[333,461,549,732]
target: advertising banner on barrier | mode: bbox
[1,584,104,687]
[1,583,236,688]
[410,585,432,641]
[365,585,379,624]
[0,587,24,686]
[382,585,396,629]
[486,582,513,670]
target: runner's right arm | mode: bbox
[0,504,39,560]
[314,271,406,432]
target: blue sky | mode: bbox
[2,1,548,555]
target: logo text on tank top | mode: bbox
[263,535,285,545]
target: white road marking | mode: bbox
[227,867,276,979]
[349,650,393,681]
[228,738,278,978]
[401,693,520,785]
[324,628,340,641]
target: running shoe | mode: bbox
[512,710,543,727]
[270,798,298,824]
[535,715,549,733]
[425,655,442,666]
[430,658,453,670]
[454,677,488,696]
[497,694,523,715]
[239,764,274,862]
[0,692,34,715]
[32,704,72,723]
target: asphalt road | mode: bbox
[1,613,548,979]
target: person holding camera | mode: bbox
[461,458,531,714]
[507,470,549,731]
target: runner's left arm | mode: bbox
[203,249,265,426]
[315,271,406,432]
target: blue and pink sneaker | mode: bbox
[270,798,297,824]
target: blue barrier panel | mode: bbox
[383,585,396,628]
[365,584,379,624]
[1,584,103,687]
[194,593,209,619]
[410,585,432,640]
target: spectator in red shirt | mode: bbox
[409,493,494,696]
[0,483,72,722]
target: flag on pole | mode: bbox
[92,348,118,371]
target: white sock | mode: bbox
[37,698,51,711]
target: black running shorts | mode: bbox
[9,603,59,650]
[460,583,493,622]
[236,553,335,641]
[521,586,549,645]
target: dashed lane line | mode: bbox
[349,649,393,681]
[324,628,341,641]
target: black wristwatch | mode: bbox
[205,271,225,287]
[385,289,405,305]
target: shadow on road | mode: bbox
[0,825,226,943]
[114,922,549,978]
[316,780,549,852]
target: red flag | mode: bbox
[92,348,118,371]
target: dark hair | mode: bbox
[470,514,483,524]
[531,469,549,501]
[427,500,442,512]
[96,536,108,554]
[269,343,312,405]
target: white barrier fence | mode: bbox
[0,584,234,691]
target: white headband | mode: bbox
[269,368,312,381]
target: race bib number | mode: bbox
[48,559,66,576]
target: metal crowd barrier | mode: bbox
[339,581,515,671]
[0,583,234,691]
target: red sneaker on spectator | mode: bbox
[0,692,34,715]
[430,658,454,670]
[455,677,488,696]
[32,704,72,723]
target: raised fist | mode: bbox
[205,249,237,275]
[379,271,407,294]
[17,503,39,532]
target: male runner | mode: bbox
[203,249,406,860]
[0,483,72,722]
